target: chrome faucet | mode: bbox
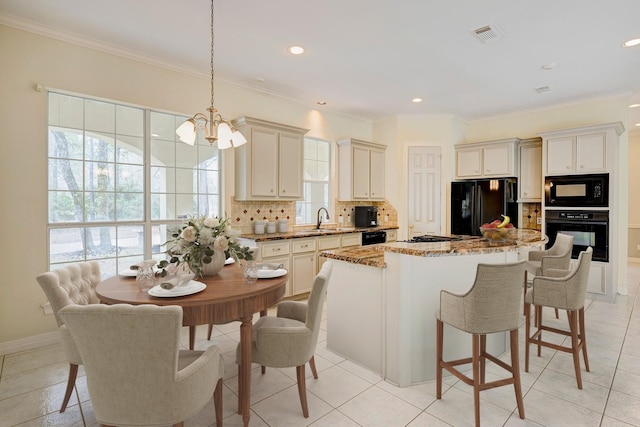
[316,207,330,229]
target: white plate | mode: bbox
[148,280,206,297]
[255,268,287,279]
[225,257,235,265]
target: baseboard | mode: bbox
[629,257,640,264]
[0,331,59,356]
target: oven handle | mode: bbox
[545,220,608,226]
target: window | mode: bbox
[296,138,331,224]
[47,92,221,277]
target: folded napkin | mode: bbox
[160,273,195,290]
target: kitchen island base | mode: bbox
[327,250,520,387]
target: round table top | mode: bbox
[97,264,288,308]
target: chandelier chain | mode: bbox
[210,0,215,109]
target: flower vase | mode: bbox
[200,250,226,277]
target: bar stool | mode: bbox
[525,233,574,320]
[524,247,592,389]
[436,260,526,427]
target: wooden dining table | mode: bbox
[96,264,288,427]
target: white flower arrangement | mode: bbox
[158,215,253,277]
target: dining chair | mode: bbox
[436,260,526,427]
[235,261,332,418]
[36,261,102,413]
[59,303,224,427]
[525,232,574,319]
[525,246,593,389]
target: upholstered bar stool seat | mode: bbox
[436,260,526,427]
[525,233,574,320]
[525,247,593,389]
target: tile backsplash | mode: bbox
[521,202,542,231]
[229,198,398,235]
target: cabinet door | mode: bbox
[519,144,542,201]
[292,253,316,295]
[369,148,385,200]
[278,132,303,198]
[251,127,279,197]
[352,146,371,198]
[456,148,482,178]
[546,137,574,174]
[576,133,606,172]
[483,144,511,176]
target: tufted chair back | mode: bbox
[37,261,102,327]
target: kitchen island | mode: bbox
[320,229,545,387]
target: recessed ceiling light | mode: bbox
[623,38,640,47]
[412,98,423,103]
[541,63,557,70]
[629,103,640,108]
[635,123,640,127]
[288,46,305,55]
[535,86,552,94]
[316,101,326,106]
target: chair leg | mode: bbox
[207,324,214,340]
[436,319,444,399]
[237,364,242,414]
[569,310,583,389]
[579,307,590,372]
[261,366,266,374]
[524,303,531,373]
[296,364,309,418]
[479,334,487,384]
[172,423,184,427]
[555,308,559,319]
[214,378,223,427]
[60,363,78,413]
[510,329,525,419]
[537,306,543,357]
[472,334,481,427]
[309,356,319,379]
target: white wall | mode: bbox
[629,133,640,259]
[0,24,371,349]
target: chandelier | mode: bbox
[175,0,247,149]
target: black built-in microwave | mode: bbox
[545,173,608,207]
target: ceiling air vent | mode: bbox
[535,86,552,94]
[471,24,504,43]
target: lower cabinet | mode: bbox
[291,239,317,295]
[257,241,291,296]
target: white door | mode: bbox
[408,146,441,237]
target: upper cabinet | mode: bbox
[518,138,542,202]
[455,138,519,179]
[540,122,625,176]
[338,138,386,201]
[233,117,309,200]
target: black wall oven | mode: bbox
[545,210,609,262]
[545,173,608,207]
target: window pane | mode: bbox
[117,135,144,164]
[117,225,144,256]
[49,159,83,191]
[86,132,115,163]
[117,164,143,192]
[48,127,83,159]
[85,226,117,259]
[85,162,114,191]
[151,193,176,220]
[49,228,85,263]
[151,139,176,167]
[297,138,331,225]
[48,192,82,223]
[116,105,144,137]
[176,143,197,168]
[49,93,83,129]
[151,166,175,193]
[85,192,115,222]
[176,168,196,193]
[85,100,115,133]
[116,192,144,221]
[198,145,219,169]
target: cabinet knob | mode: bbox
[566,166,571,169]
[271,189,274,193]
[580,165,584,169]
[282,189,286,193]
[409,224,414,229]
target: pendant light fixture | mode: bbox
[175,0,247,149]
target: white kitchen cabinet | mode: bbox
[256,240,291,296]
[233,116,308,200]
[318,235,341,271]
[518,138,542,202]
[545,133,607,175]
[341,233,362,247]
[291,239,317,294]
[455,138,519,179]
[337,138,386,201]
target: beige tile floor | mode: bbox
[2,263,640,427]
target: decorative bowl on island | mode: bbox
[479,226,516,242]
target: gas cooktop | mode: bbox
[404,235,463,243]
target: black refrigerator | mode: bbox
[451,178,518,236]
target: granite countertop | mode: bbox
[320,229,545,268]
[241,225,399,242]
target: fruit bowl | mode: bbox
[479,226,517,242]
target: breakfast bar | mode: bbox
[321,230,545,387]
